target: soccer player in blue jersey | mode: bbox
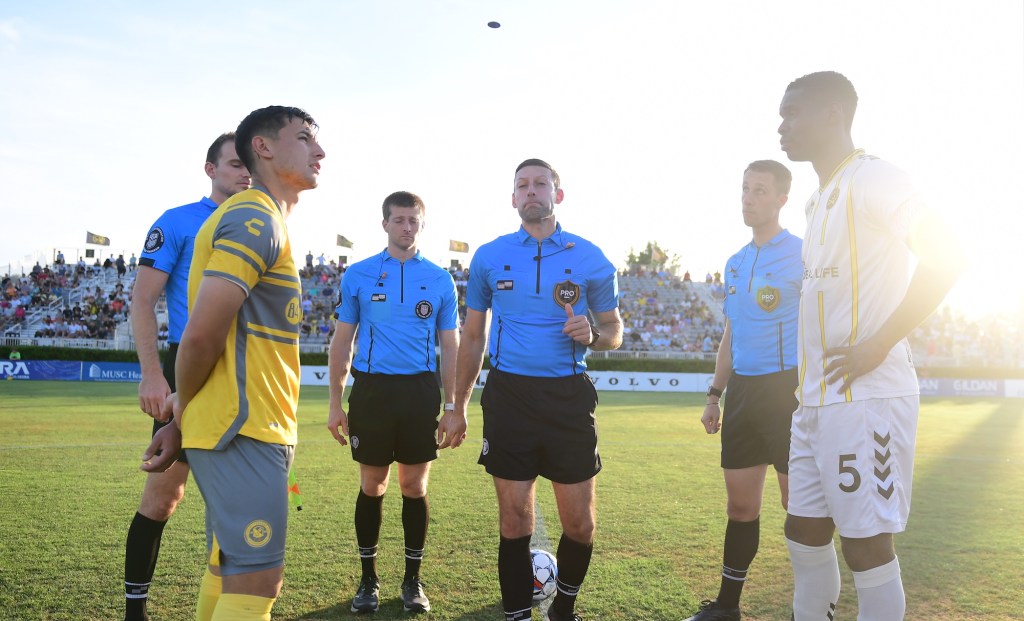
[142,106,325,621]
[454,159,623,621]
[326,191,462,614]
[125,132,250,621]
[684,160,802,621]
[778,71,963,620]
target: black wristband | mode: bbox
[706,385,723,399]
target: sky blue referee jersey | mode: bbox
[722,229,802,376]
[466,224,618,377]
[138,197,217,343]
[335,249,459,375]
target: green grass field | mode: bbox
[0,382,1021,620]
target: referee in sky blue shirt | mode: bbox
[686,160,802,621]
[327,191,461,615]
[454,159,623,621]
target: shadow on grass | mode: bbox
[296,600,507,620]
[899,398,1024,618]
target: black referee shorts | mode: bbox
[721,368,797,473]
[152,342,187,464]
[478,369,601,484]
[347,370,441,467]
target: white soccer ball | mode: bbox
[531,548,558,604]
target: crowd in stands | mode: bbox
[617,267,725,355]
[5,256,1023,368]
[2,252,136,340]
[909,305,1022,367]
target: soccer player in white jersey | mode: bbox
[778,71,964,620]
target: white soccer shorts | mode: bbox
[788,396,919,538]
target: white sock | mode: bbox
[853,557,904,621]
[787,538,840,621]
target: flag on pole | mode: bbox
[288,469,303,511]
[336,235,354,248]
[651,246,667,264]
[86,231,110,246]
[449,240,469,253]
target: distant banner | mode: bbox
[86,231,110,246]
[82,362,143,383]
[1,360,82,381]
[336,235,354,248]
[918,377,1005,398]
[300,366,352,386]
[1,360,143,382]
[449,240,469,253]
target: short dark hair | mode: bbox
[235,106,318,173]
[745,160,793,195]
[786,71,858,131]
[205,132,236,165]
[515,158,560,189]
[382,191,425,220]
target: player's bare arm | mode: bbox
[452,308,489,421]
[132,265,172,421]
[171,276,247,416]
[702,319,733,435]
[436,327,465,449]
[326,321,357,446]
[825,211,964,392]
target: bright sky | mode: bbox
[1,1,1021,319]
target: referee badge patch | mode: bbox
[553,280,580,308]
[371,293,387,302]
[757,285,780,312]
[143,227,164,253]
[497,280,514,291]
[415,300,433,319]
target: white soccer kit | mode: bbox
[790,150,932,536]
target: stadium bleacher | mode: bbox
[3,259,1021,367]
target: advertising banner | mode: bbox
[81,362,143,383]
[1,360,81,381]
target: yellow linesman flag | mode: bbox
[336,235,354,248]
[449,240,469,253]
[86,231,110,246]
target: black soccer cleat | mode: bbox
[683,599,741,621]
[401,577,431,613]
[351,575,380,613]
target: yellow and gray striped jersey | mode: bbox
[182,187,301,450]
[798,150,927,406]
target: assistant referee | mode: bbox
[686,160,802,621]
[327,191,461,615]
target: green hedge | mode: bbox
[1,346,1021,378]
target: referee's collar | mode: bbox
[514,222,568,246]
[379,248,424,263]
[199,196,218,211]
[749,228,793,249]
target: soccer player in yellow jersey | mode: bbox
[142,106,325,621]
[778,72,963,620]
